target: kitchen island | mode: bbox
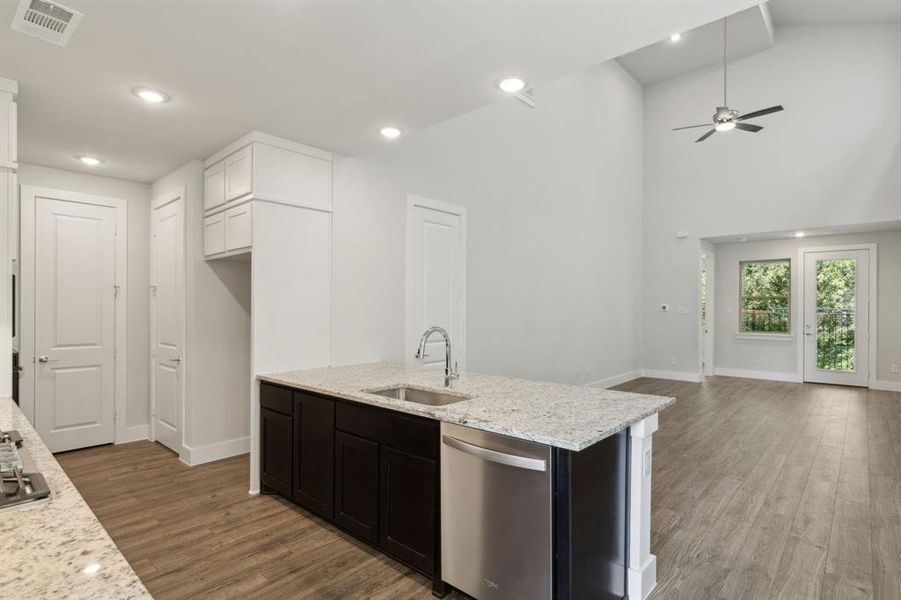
[255,363,674,600]
[0,398,150,599]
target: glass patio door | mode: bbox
[803,249,870,386]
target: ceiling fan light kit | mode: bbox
[673,17,784,143]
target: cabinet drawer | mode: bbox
[203,212,225,256]
[336,401,438,460]
[203,161,226,212]
[260,382,293,416]
[225,145,253,200]
[224,203,252,251]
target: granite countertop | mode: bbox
[259,363,674,451]
[0,399,150,599]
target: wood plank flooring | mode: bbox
[613,377,901,600]
[56,376,901,599]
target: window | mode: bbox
[739,259,791,333]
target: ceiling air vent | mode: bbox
[11,0,83,47]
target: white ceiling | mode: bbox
[769,0,901,25]
[616,0,901,87]
[0,0,761,183]
[616,4,775,87]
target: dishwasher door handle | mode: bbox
[443,435,547,472]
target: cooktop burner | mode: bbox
[0,429,51,512]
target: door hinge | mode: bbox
[113,284,121,297]
[150,284,157,297]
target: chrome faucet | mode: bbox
[414,326,459,388]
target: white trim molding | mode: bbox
[116,425,149,444]
[181,436,250,467]
[713,367,802,383]
[871,380,901,393]
[586,370,643,389]
[628,413,659,600]
[640,369,702,383]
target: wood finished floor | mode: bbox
[56,376,901,599]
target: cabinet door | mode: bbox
[225,146,253,200]
[203,212,225,257]
[203,162,226,212]
[260,408,293,496]
[224,203,252,252]
[379,446,437,575]
[334,431,379,543]
[294,392,334,519]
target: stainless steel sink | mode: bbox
[363,386,471,406]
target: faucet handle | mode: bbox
[451,361,460,379]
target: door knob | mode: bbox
[167,357,182,363]
[38,356,59,363]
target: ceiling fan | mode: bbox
[673,17,783,142]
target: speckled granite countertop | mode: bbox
[0,398,150,599]
[259,363,674,451]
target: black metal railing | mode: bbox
[816,308,855,371]
[740,308,789,333]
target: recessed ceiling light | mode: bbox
[498,77,526,94]
[669,33,682,42]
[794,231,805,238]
[379,126,402,140]
[77,155,104,166]
[132,87,170,103]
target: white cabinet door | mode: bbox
[0,98,16,169]
[253,143,331,208]
[225,146,253,201]
[204,212,226,257]
[225,203,252,252]
[203,162,226,212]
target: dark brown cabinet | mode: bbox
[334,430,380,543]
[260,407,293,496]
[293,392,334,519]
[380,446,437,575]
[259,382,441,590]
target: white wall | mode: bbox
[17,163,151,427]
[642,25,901,378]
[332,60,645,385]
[151,161,250,457]
[713,230,901,385]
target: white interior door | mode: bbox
[34,197,117,452]
[803,249,869,386]
[151,193,185,454]
[407,197,466,370]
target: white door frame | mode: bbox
[19,185,128,441]
[699,252,715,377]
[797,243,877,387]
[405,194,467,369]
[149,187,186,455]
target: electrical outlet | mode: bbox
[671,357,678,366]
[892,364,899,375]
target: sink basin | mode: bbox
[363,385,471,406]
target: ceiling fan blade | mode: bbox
[735,122,763,133]
[737,105,784,121]
[696,129,716,143]
[673,123,712,131]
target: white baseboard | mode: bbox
[116,424,149,444]
[586,370,643,389]
[713,368,802,383]
[181,436,249,466]
[640,369,702,383]
[628,555,657,600]
[871,380,901,392]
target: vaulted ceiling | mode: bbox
[0,0,760,181]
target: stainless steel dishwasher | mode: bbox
[441,422,553,599]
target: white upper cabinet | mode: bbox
[202,132,332,259]
[203,161,226,212]
[224,145,253,201]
